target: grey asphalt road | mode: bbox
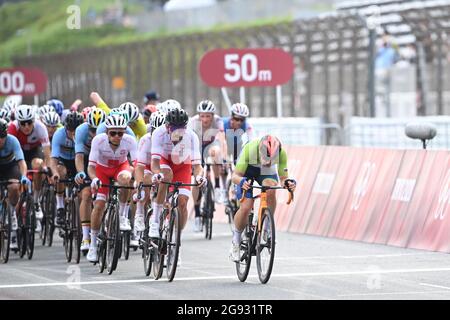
[1,220,450,300]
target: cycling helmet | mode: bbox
[38,105,55,118]
[109,108,129,124]
[143,105,157,118]
[2,95,22,110]
[0,109,11,122]
[15,104,35,121]
[166,108,188,127]
[150,111,166,130]
[259,135,281,161]
[46,99,64,117]
[81,106,93,120]
[143,90,160,104]
[119,102,140,123]
[64,111,84,131]
[230,103,249,118]
[42,111,60,127]
[87,108,106,128]
[105,114,127,129]
[158,99,181,114]
[196,100,216,113]
[0,119,8,138]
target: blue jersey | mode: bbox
[51,127,75,160]
[96,123,136,139]
[223,117,249,132]
[0,134,24,166]
[75,122,96,156]
[222,117,253,163]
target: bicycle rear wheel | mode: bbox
[256,208,276,284]
[166,208,180,282]
[0,201,11,263]
[106,206,120,274]
[123,231,130,260]
[97,227,107,273]
[204,183,214,240]
[236,215,253,282]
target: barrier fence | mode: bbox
[200,145,450,253]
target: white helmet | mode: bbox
[119,102,140,123]
[0,109,11,122]
[230,103,249,118]
[38,105,55,118]
[158,99,181,114]
[2,95,22,110]
[105,114,127,129]
[42,111,60,127]
[196,100,216,113]
[15,104,35,121]
[150,111,166,130]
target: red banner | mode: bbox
[0,67,47,96]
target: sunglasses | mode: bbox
[232,117,244,122]
[108,131,124,137]
[169,125,186,132]
[20,120,34,127]
[0,133,7,139]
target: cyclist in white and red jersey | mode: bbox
[8,104,51,220]
[86,114,137,262]
[149,108,206,238]
[132,111,166,246]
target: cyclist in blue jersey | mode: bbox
[74,108,106,252]
[49,112,84,227]
[0,119,31,250]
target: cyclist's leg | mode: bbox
[4,164,21,248]
[55,160,68,225]
[259,176,279,214]
[178,193,189,230]
[172,162,194,231]
[79,186,92,247]
[191,164,202,232]
[116,163,133,230]
[134,168,151,232]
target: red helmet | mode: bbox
[143,104,157,117]
[81,106,93,121]
[259,135,281,161]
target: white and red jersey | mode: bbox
[188,114,224,146]
[137,132,152,166]
[7,120,50,151]
[89,133,137,168]
[151,125,201,165]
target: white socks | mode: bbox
[56,194,64,209]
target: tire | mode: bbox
[236,215,253,282]
[166,208,180,282]
[152,210,165,280]
[0,200,11,264]
[72,196,81,264]
[256,208,276,284]
[46,188,56,247]
[97,229,107,274]
[26,197,36,260]
[123,231,130,260]
[64,200,73,263]
[106,206,120,275]
[143,209,152,276]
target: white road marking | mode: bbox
[2,267,450,289]
[338,290,450,297]
[420,283,450,291]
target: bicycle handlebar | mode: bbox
[239,183,294,205]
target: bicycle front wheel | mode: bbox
[64,201,73,263]
[256,208,276,284]
[0,201,11,263]
[204,183,214,240]
[166,208,180,282]
[72,196,81,264]
[142,209,152,276]
[106,207,120,274]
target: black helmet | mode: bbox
[144,90,160,104]
[65,111,84,131]
[0,118,8,138]
[166,108,188,126]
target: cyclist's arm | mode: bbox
[75,153,85,174]
[192,164,203,178]
[70,99,82,111]
[130,115,147,140]
[18,159,27,177]
[278,149,289,185]
[151,158,161,175]
[232,143,250,184]
[90,92,111,115]
[135,164,145,186]
[87,137,99,180]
